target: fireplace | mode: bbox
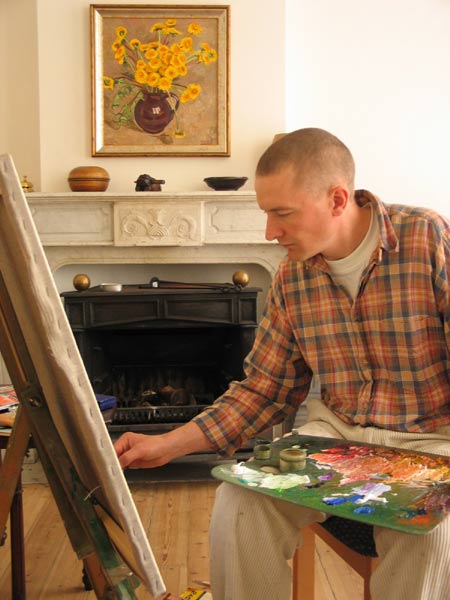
[61,283,261,446]
[8,190,290,479]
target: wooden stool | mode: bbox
[292,518,378,600]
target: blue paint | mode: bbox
[322,497,348,505]
[348,494,365,502]
[353,506,375,515]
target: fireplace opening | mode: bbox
[61,285,261,438]
[89,326,249,430]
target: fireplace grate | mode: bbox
[112,404,209,425]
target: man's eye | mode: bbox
[277,211,293,217]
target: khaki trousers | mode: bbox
[209,399,450,600]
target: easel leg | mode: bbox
[0,255,142,599]
[0,409,31,600]
[10,472,25,600]
[0,407,31,530]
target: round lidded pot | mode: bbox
[279,447,307,472]
[68,166,110,192]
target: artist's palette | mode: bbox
[212,434,450,534]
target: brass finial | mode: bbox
[21,175,34,193]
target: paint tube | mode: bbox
[180,589,212,599]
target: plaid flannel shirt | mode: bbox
[193,190,450,456]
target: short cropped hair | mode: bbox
[256,128,355,197]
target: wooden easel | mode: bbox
[0,153,166,600]
[0,270,140,599]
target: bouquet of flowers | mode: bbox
[103,19,218,139]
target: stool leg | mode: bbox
[363,558,377,600]
[292,526,315,600]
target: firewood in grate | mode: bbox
[139,389,159,406]
[170,388,196,406]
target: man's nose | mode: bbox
[265,216,281,241]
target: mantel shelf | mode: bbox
[25,191,285,276]
[27,190,257,201]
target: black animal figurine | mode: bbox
[134,174,166,192]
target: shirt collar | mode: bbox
[305,189,399,270]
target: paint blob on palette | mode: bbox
[212,434,450,534]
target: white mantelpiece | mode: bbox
[27,191,285,276]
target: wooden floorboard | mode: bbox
[0,482,364,599]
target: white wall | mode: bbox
[286,0,450,217]
[0,1,6,154]
[3,0,285,194]
[1,0,41,189]
[3,0,449,212]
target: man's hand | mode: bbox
[114,431,173,469]
[114,421,214,469]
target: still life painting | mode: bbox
[91,5,229,156]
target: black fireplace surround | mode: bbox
[61,284,264,471]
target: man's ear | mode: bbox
[329,185,349,216]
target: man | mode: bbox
[115,128,450,600]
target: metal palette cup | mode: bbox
[279,447,307,472]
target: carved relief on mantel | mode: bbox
[114,203,200,246]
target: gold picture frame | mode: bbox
[91,4,230,157]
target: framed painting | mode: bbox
[91,4,230,157]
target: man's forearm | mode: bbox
[162,420,215,460]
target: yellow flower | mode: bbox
[171,43,182,54]
[170,53,186,68]
[177,64,188,76]
[158,77,172,91]
[103,76,114,90]
[187,23,202,35]
[145,48,158,60]
[180,37,193,52]
[136,60,146,69]
[166,27,182,36]
[159,44,169,55]
[112,39,122,52]
[180,90,191,103]
[134,69,147,84]
[147,72,160,87]
[129,38,141,49]
[165,19,177,27]
[148,57,162,71]
[174,129,186,138]
[187,83,201,99]
[150,22,165,33]
[197,45,217,65]
[116,26,127,38]
[199,53,211,65]
[164,65,179,80]
[114,45,126,64]
[180,84,201,103]
[162,51,173,66]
